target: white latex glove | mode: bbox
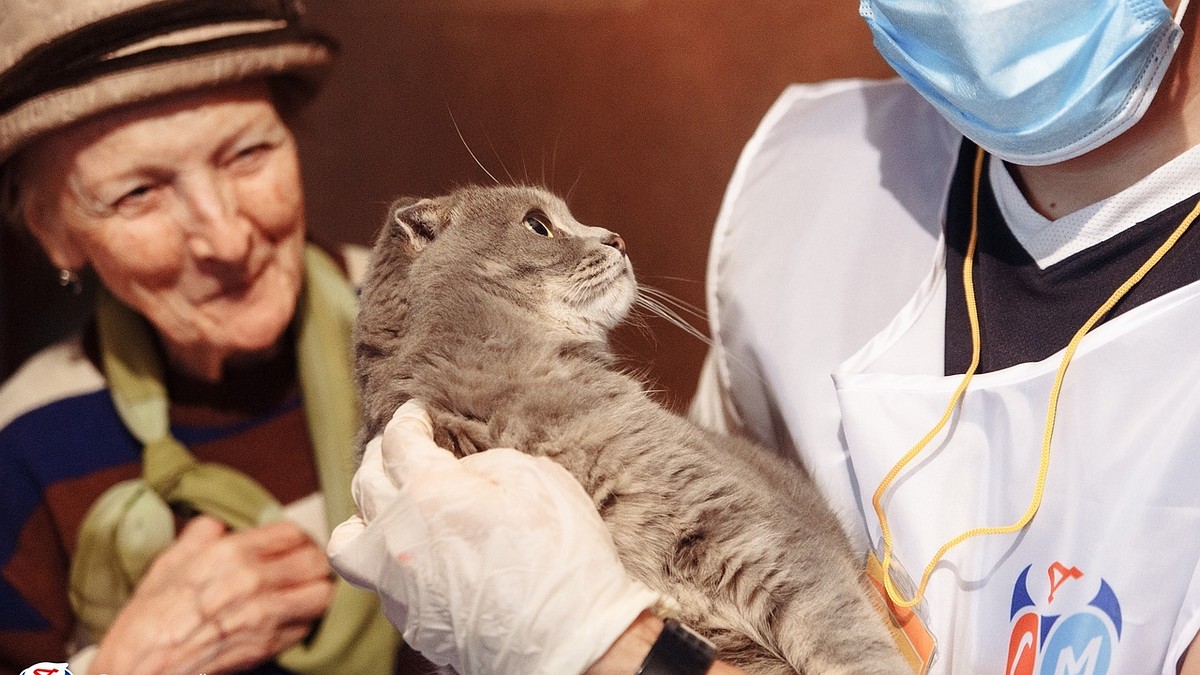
[328,401,664,675]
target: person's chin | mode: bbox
[228,305,295,348]
[199,292,292,347]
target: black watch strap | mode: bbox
[634,618,716,675]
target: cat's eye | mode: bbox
[523,210,554,238]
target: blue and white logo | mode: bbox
[1006,563,1122,675]
[20,664,73,675]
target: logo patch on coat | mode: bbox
[1006,563,1121,675]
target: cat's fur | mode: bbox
[354,185,906,674]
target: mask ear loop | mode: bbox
[1176,0,1191,24]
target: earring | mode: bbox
[58,268,82,295]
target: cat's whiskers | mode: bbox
[449,108,501,185]
[633,284,710,346]
[638,285,707,323]
[484,133,518,185]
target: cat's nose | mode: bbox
[604,233,627,256]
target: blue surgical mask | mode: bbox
[860,0,1190,166]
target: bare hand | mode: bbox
[91,515,334,675]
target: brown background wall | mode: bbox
[1,1,892,410]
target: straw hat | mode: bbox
[0,0,336,165]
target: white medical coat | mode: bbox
[691,78,1200,673]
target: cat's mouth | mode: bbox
[571,253,633,301]
[564,254,636,331]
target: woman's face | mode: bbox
[21,80,307,381]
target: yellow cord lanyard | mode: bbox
[872,145,1200,609]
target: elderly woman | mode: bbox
[0,1,398,673]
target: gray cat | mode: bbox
[353,184,907,674]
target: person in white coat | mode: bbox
[330,0,1200,673]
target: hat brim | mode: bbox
[0,39,333,164]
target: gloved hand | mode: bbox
[327,401,665,675]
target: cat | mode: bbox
[353,184,907,674]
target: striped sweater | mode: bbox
[0,325,323,674]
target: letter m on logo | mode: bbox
[1053,637,1102,675]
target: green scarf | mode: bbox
[68,245,399,674]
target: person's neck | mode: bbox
[166,340,284,383]
[165,337,297,414]
[1014,18,1199,219]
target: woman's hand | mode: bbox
[328,400,664,675]
[90,515,334,675]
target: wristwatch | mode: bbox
[634,618,717,675]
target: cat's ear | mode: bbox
[388,197,445,254]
